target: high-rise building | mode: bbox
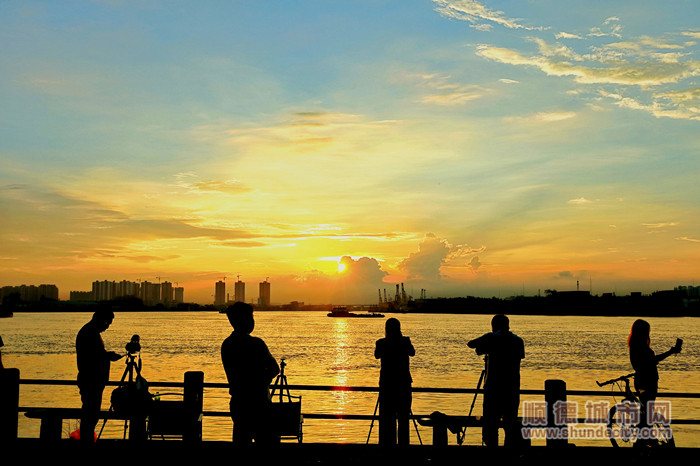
[116,280,140,298]
[174,286,184,304]
[234,279,245,303]
[93,280,115,301]
[161,281,174,305]
[215,280,226,306]
[140,281,161,306]
[259,279,270,307]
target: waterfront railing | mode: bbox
[3,369,700,445]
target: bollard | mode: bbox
[0,368,20,441]
[184,371,204,442]
[544,379,568,447]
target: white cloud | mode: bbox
[568,197,593,205]
[589,17,623,38]
[556,32,584,40]
[432,0,545,31]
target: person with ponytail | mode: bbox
[628,319,682,435]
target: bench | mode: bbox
[417,412,483,446]
[417,412,528,446]
[24,407,147,440]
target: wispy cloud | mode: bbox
[568,197,593,205]
[404,73,491,105]
[589,17,623,38]
[432,0,545,31]
[643,222,680,229]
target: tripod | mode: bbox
[457,357,487,445]
[270,358,293,402]
[98,351,143,439]
[366,390,422,445]
[269,358,303,442]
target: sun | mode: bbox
[337,262,347,273]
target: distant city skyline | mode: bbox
[1,2,698,306]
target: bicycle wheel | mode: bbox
[607,405,636,447]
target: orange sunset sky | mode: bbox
[1,1,699,305]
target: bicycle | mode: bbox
[596,373,675,448]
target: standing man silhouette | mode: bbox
[468,314,524,447]
[374,317,415,446]
[76,309,124,443]
[222,302,280,446]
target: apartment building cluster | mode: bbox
[0,284,59,302]
[70,280,184,306]
[215,278,270,307]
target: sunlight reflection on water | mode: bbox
[2,311,698,446]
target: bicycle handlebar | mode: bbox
[596,372,635,387]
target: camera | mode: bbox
[125,334,141,354]
[674,338,683,353]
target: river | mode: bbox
[2,311,698,446]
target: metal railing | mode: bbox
[6,372,700,443]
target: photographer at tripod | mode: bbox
[467,314,524,448]
[76,309,124,443]
[374,318,415,447]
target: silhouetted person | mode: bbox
[222,302,280,447]
[374,318,415,446]
[468,314,524,447]
[628,319,682,440]
[76,309,123,443]
[0,335,4,369]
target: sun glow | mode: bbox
[337,262,347,273]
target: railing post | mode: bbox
[544,379,568,447]
[184,371,204,442]
[0,368,20,441]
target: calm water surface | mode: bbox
[2,312,698,446]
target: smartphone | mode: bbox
[675,338,683,351]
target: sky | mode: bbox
[1,0,699,305]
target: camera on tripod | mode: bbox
[125,334,141,355]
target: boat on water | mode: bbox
[327,306,384,318]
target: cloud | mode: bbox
[399,233,451,280]
[398,233,483,280]
[556,32,584,40]
[225,111,399,152]
[339,256,389,283]
[476,43,700,87]
[468,256,482,272]
[463,9,700,121]
[174,174,253,195]
[409,73,491,105]
[507,111,577,123]
[568,197,593,205]
[432,0,545,31]
[676,236,700,243]
[589,17,623,38]
[643,222,680,229]
[600,90,700,120]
